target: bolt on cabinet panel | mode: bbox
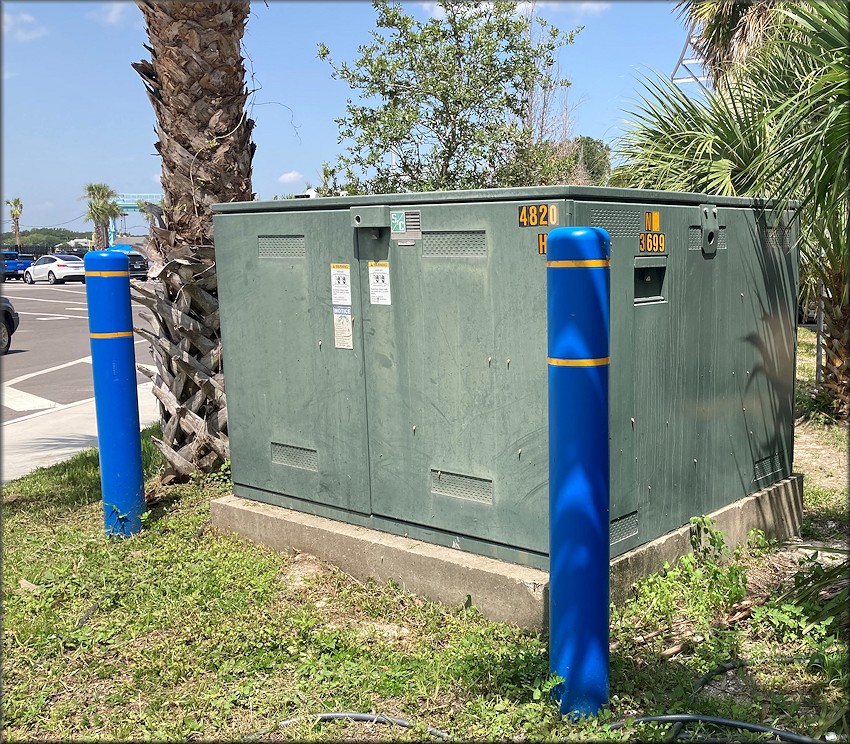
[213,186,798,571]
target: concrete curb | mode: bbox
[609,474,804,605]
[211,474,803,629]
[1,382,160,484]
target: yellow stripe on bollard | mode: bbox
[548,356,610,367]
[86,271,130,277]
[546,259,610,268]
[90,331,134,339]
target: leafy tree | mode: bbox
[2,227,89,253]
[318,0,580,194]
[573,136,612,185]
[614,2,848,417]
[82,183,121,251]
[495,135,611,188]
[4,197,23,249]
[132,1,255,481]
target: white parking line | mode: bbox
[3,295,87,306]
[2,388,58,412]
[43,287,87,295]
[17,311,87,320]
[2,394,96,425]
[3,354,94,387]
[2,340,145,388]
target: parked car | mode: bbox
[2,296,20,354]
[23,254,85,284]
[109,245,150,279]
[2,250,34,281]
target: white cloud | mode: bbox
[3,11,48,42]
[417,1,611,21]
[562,1,612,17]
[517,1,613,18]
[277,170,304,184]
[416,3,503,19]
[89,3,130,26]
[417,2,443,17]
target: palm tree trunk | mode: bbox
[132,1,255,483]
[820,278,849,418]
[93,225,107,252]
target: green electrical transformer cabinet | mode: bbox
[211,186,798,571]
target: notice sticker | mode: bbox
[333,306,354,349]
[330,263,352,305]
[368,261,391,305]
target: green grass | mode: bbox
[801,482,850,541]
[4,463,847,740]
[2,329,847,740]
[795,327,849,429]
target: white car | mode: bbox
[24,254,86,284]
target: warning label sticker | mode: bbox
[368,261,391,305]
[330,263,352,305]
[333,306,353,349]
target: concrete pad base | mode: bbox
[211,474,803,629]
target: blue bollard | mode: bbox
[85,250,145,537]
[546,226,611,717]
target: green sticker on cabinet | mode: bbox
[390,211,406,234]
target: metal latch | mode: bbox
[700,204,719,255]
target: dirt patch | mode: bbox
[744,549,804,601]
[793,422,848,491]
[278,552,330,589]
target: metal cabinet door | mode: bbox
[215,210,372,515]
[355,199,564,557]
[574,200,691,555]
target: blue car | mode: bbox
[110,245,150,280]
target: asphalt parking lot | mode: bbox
[2,281,159,482]
[2,281,154,419]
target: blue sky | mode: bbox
[1,1,695,236]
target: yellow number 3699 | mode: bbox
[639,233,666,252]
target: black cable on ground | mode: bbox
[692,655,814,697]
[244,711,452,741]
[244,656,825,742]
[665,655,816,741]
[607,713,824,744]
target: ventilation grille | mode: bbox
[258,235,306,258]
[422,230,487,257]
[610,511,639,544]
[688,227,702,251]
[590,209,641,238]
[753,453,782,482]
[431,470,493,504]
[404,211,421,232]
[271,442,318,471]
[765,226,790,255]
[688,225,727,251]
